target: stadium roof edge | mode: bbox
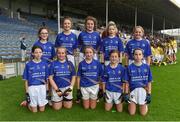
[36,0,180,30]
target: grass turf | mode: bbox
[0,53,180,121]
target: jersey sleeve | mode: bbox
[77,62,82,76]
[101,66,108,83]
[51,43,56,58]
[145,42,152,57]
[124,67,130,82]
[69,61,76,76]
[45,63,49,80]
[49,62,54,76]
[73,34,78,50]
[124,41,130,55]
[121,67,126,83]
[148,66,153,82]
[23,63,28,81]
[55,34,60,48]
[96,33,101,51]
[118,38,124,52]
[78,32,83,50]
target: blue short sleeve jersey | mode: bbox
[101,36,124,60]
[102,64,125,93]
[55,32,78,55]
[23,60,49,86]
[125,39,152,60]
[49,60,76,88]
[78,31,101,52]
[124,63,153,92]
[77,59,103,87]
[33,40,56,63]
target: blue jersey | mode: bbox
[102,64,125,93]
[78,31,101,52]
[124,63,152,92]
[77,59,103,87]
[125,39,152,60]
[101,36,124,60]
[55,32,78,55]
[49,60,76,88]
[23,60,49,86]
[33,40,56,63]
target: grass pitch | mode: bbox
[0,53,180,121]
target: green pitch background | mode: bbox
[0,53,180,121]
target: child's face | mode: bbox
[57,48,66,61]
[133,50,143,62]
[32,48,43,60]
[108,26,116,36]
[63,19,72,31]
[85,48,94,60]
[39,29,48,40]
[134,28,143,40]
[86,20,94,32]
[110,52,119,64]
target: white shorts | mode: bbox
[67,54,75,66]
[81,84,99,100]
[51,86,73,102]
[129,59,146,65]
[28,85,48,107]
[129,87,147,105]
[105,90,122,104]
[79,52,98,63]
[105,60,110,66]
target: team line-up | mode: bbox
[21,16,156,116]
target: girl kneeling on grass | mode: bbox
[77,46,103,109]
[102,50,126,112]
[124,48,152,116]
[49,47,76,110]
[22,46,49,112]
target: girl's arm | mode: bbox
[25,80,28,93]
[76,76,80,89]
[146,82,152,94]
[146,56,151,66]
[49,75,59,91]
[70,76,76,89]
[124,82,129,94]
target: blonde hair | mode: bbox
[133,26,144,35]
[107,22,118,36]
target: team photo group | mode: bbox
[21,15,153,116]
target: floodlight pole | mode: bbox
[106,0,109,27]
[57,0,61,33]
[163,17,165,38]
[171,25,174,36]
[151,15,154,36]
[135,7,137,27]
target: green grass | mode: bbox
[1,53,180,121]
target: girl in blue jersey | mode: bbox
[77,46,103,109]
[49,47,76,110]
[102,50,125,112]
[23,46,49,112]
[33,27,56,64]
[78,16,101,62]
[55,16,78,66]
[124,48,152,116]
[125,26,152,66]
[101,22,124,66]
